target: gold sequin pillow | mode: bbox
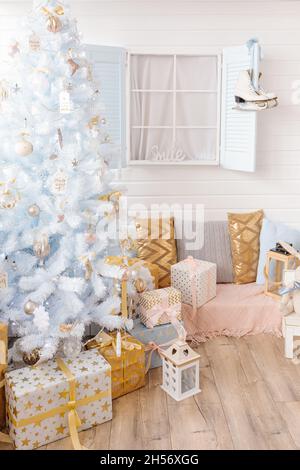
[227,210,264,284]
[135,217,177,288]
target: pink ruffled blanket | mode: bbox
[182,283,283,343]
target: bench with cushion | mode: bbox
[176,221,283,342]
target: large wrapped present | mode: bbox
[0,323,7,430]
[105,255,159,289]
[171,256,216,313]
[5,349,112,450]
[139,287,182,328]
[86,331,145,399]
[131,319,178,369]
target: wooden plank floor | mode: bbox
[1,334,300,450]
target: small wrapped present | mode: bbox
[139,287,182,328]
[0,323,7,430]
[5,349,112,450]
[86,331,145,399]
[171,256,216,313]
[131,319,179,369]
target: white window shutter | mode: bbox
[85,44,126,169]
[220,45,259,172]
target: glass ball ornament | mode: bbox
[15,135,33,156]
[0,190,18,209]
[27,204,40,217]
[62,336,82,359]
[33,233,50,260]
[47,15,62,33]
[23,348,40,366]
[85,231,97,245]
[24,300,38,315]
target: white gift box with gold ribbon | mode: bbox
[5,349,112,450]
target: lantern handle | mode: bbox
[278,241,300,261]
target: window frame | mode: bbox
[126,49,222,166]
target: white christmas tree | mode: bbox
[0,0,138,364]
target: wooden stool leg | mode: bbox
[285,327,294,358]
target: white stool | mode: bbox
[283,312,300,358]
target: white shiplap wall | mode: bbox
[1,0,300,226]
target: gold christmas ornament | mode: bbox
[47,14,62,33]
[0,190,19,210]
[54,5,64,15]
[88,116,99,129]
[33,233,50,260]
[24,300,38,315]
[67,58,80,76]
[27,204,40,217]
[59,323,74,333]
[134,278,147,294]
[15,134,33,156]
[29,33,40,51]
[52,169,67,194]
[22,348,40,366]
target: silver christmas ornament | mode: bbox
[24,300,38,315]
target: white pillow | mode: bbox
[256,219,300,284]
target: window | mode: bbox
[128,54,221,165]
[87,44,259,172]
[85,45,126,169]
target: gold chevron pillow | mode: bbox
[228,210,264,284]
[135,217,177,288]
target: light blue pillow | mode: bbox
[256,218,300,284]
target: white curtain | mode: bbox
[130,54,218,162]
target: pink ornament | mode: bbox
[8,41,20,57]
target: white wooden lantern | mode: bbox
[160,339,201,401]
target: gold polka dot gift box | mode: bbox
[5,349,112,450]
[139,287,182,329]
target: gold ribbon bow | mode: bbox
[85,331,141,355]
[0,335,11,445]
[6,357,109,450]
[56,358,85,451]
[41,5,64,16]
[0,376,11,444]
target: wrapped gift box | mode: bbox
[171,257,216,310]
[139,287,182,328]
[131,319,178,369]
[5,349,112,450]
[105,255,159,289]
[0,323,7,430]
[87,332,145,399]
